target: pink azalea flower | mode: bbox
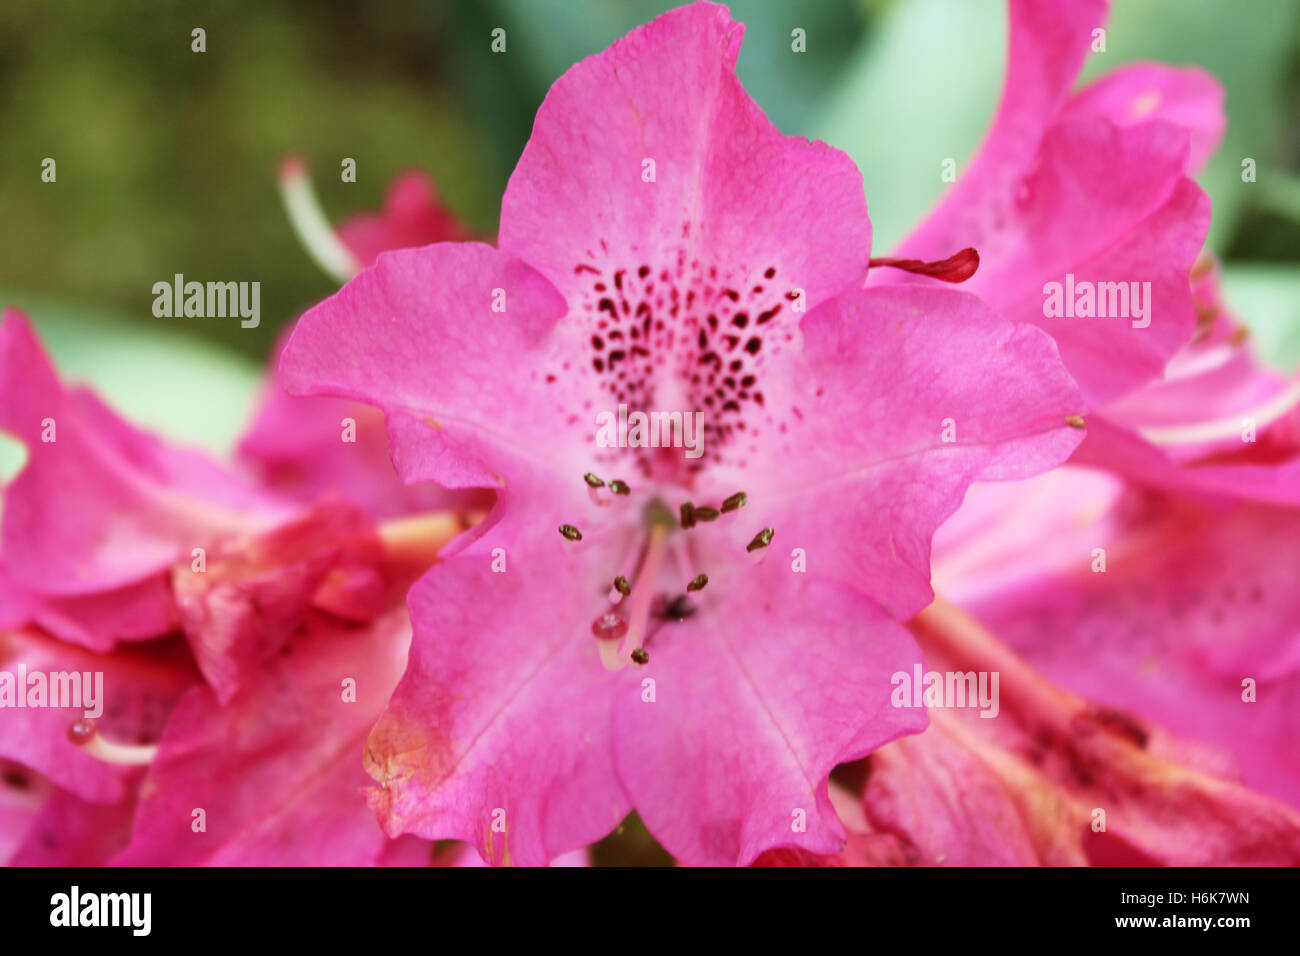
[0,311,462,864]
[885,0,1299,503]
[880,0,1214,409]
[805,0,1300,868]
[282,1,1087,865]
[0,310,295,652]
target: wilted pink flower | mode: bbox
[283,1,1087,865]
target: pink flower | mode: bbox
[885,0,1300,502]
[823,0,1300,867]
[282,2,1086,865]
[881,0,1214,409]
[0,310,460,864]
[0,310,293,653]
[337,171,469,269]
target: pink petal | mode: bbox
[1073,415,1300,507]
[240,333,494,519]
[0,309,293,596]
[337,171,469,268]
[364,542,629,866]
[612,560,926,866]
[1063,63,1225,174]
[862,720,1043,866]
[9,785,138,866]
[280,243,572,491]
[0,630,196,804]
[111,611,410,865]
[895,0,1111,268]
[499,2,870,315]
[743,284,1084,618]
[0,564,176,653]
[892,0,1211,406]
[171,501,387,703]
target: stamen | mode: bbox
[693,506,719,522]
[609,480,631,495]
[613,575,631,596]
[584,472,605,488]
[869,247,979,283]
[67,719,158,767]
[1138,379,1300,446]
[617,523,669,666]
[1065,415,1086,429]
[721,491,747,513]
[746,527,774,552]
[680,502,696,528]
[630,648,649,665]
[559,524,583,541]
[276,155,363,283]
[686,573,708,592]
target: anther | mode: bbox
[559,524,583,541]
[721,491,747,513]
[614,575,631,596]
[747,527,775,552]
[680,502,696,528]
[687,574,708,592]
[693,506,720,522]
[609,480,631,495]
[1065,415,1086,429]
[631,648,649,665]
[584,472,605,488]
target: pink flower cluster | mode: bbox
[2,0,1298,866]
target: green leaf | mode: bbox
[814,0,1003,253]
[1220,265,1300,372]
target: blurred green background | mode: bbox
[1,0,1297,453]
